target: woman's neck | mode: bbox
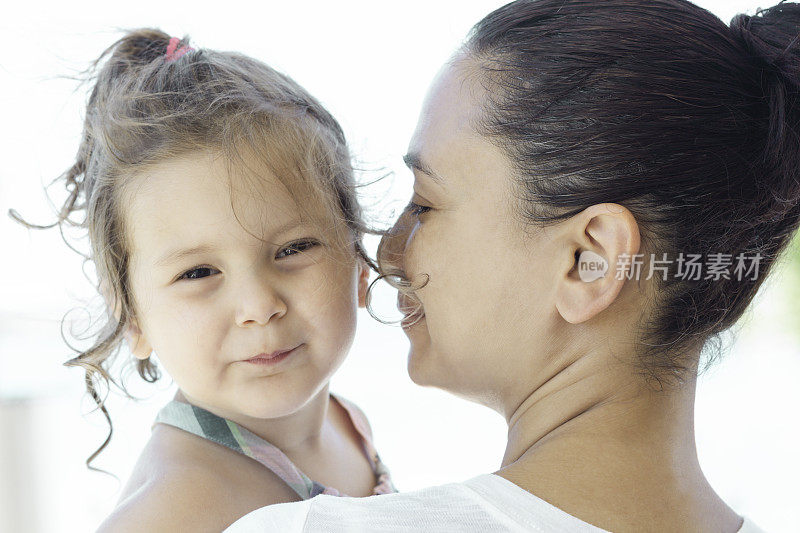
[495,353,740,531]
[500,353,695,467]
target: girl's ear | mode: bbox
[357,258,370,308]
[100,279,153,360]
[124,320,153,361]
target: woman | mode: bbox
[225,0,798,530]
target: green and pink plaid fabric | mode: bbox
[151,393,396,500]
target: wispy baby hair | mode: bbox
[10,27,376,472]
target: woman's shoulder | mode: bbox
[224,474,768,532]
[98,423,299,532]
[223,474,522,532]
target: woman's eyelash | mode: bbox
[406,201,432,216]
[176,240,320,281]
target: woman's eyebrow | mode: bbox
[403,152,445,185]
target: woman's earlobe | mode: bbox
[556,248,623,324]
[555,202,641,323]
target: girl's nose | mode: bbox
[235,275,288,327]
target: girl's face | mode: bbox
[122,150,368,419]
[382,60,568,411]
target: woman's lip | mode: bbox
[397,292,425,328]
[401,312,426,329]
[397,293,423,314]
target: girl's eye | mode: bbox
[178,266,219,281]
[406,201,432,217]
[276,240,319,259]
[174,241,319,280]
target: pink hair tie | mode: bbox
[164,36,194,62]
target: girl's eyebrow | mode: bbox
[155,244,218,267]
[403,152,445,185]
[154,220,308,267]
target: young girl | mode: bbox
[19,28,396,531]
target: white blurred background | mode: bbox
[1,1,798,531]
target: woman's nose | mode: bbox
[378,209,417,276]
[235,274,288,327]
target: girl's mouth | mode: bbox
[245,345,302,365]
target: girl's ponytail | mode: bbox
[7,29,187,475]
[10,29,191,232]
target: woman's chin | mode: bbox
[404,324,437,387]
[403,313,458,390]
[407,351,433,387]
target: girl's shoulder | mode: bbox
[329,392,375,440]
[98,423,299,532]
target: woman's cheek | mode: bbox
[405,219,434,285]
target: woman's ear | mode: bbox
[100,279,152,360]
[357,258,370,309]
[555,203,641,324]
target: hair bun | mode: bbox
[730,1,800,91]
[730,1,800,215]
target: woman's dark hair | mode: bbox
[461,0,800,386]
